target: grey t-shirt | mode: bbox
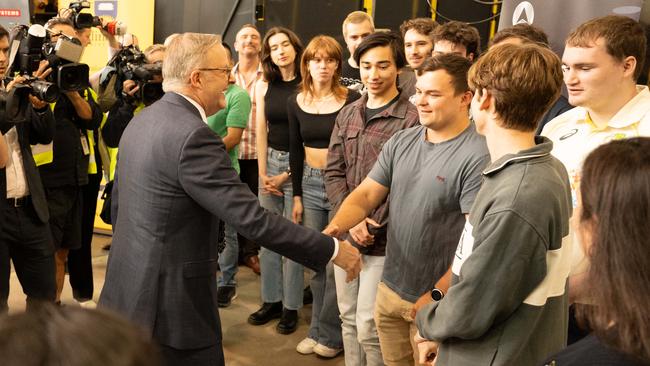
[368,124,489,302]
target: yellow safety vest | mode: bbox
[31,89,104,176]
[103,102,145,181]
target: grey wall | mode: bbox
[153,0,361,62]
[153,0,256,47]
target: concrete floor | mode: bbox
[6,234,345,366]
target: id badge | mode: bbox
[80,131,90,155]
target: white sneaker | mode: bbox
[75,299,97,309]
[313,343,343,358]
[296,337,318,354]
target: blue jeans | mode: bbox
[258,147,304,310]
[301,165,343,349]
[217,224,238,287]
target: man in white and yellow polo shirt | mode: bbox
[542,15,650,341]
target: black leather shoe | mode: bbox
[217,286,237,308]
[276,308,298,334]
[248,301,282,325]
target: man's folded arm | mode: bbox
[416,212,548,341]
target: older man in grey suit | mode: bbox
[99,33,362,366]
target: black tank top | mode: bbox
[264,76,301,152]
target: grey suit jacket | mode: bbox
[99,92,334,351]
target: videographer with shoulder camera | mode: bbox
[0,23,57,312]
[37,17,103,306]
[102,43,165,149]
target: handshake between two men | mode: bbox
[324,224,363,283]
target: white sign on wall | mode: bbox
[0,0,31,29]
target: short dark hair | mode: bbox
[417,54,471,95]
[490,23,549,48]
[433,21,481,58]
[353,31,406,69]
[399,18,438,39]
[45,17,75,30]
[567,15,646,80]
[0,24,8,40]
[239,23,258,32]
[261,27,303,83]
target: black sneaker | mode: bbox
[248,301,282,325]
[276,308,298,334]
[303,286,313,305]
[217,286,237,308]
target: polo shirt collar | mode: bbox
[580,85,650,130]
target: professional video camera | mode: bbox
[7,24,60,103]
[9,24,90,94]
[109,45,164,106]
[68,1,102,29]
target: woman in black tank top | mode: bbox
[288,35,360,358]
[250,27,306,335]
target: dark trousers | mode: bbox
[68,171,101,301]
[0,201,56,312]
[160,343,224,366]
[237,159,260,260]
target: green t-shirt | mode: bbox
[206,84,251,173]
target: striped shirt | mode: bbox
[232,62,264,160]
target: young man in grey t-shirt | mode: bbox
[324,54,489,366]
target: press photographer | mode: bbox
[102,43,166,148]
[33,17,103,306]
[0,23,57,312]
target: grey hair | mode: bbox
[162,33,222,92]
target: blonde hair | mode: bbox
[162,33,221,92]
[468,43,562,132]
[342,11,374,37]
[299,35,347,103]
[143,44,166,60]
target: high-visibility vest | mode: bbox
[102,102,145,181]
[31,89,102,175]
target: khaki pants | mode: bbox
[374,282,419,366]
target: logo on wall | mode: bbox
[512,1,535,25]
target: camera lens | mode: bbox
[56,63,89,92]
[30,80,60,103]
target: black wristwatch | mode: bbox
[430,288,445,301]
[285,168,292,176]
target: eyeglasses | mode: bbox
[197,67,232,75]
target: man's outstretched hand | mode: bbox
[332,239,362,282]
[322,223,344,239]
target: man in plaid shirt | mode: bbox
[324,32,418,366]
